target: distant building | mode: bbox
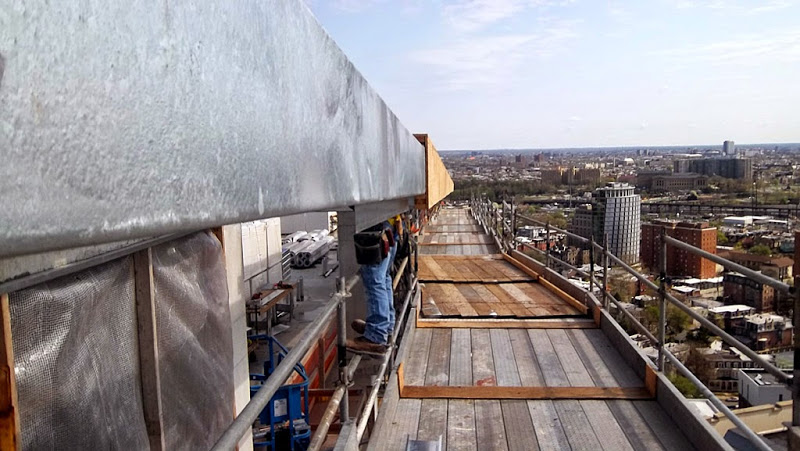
[688,345,756,392]
[673,157,753,181]
[540,167,601,185]
[717,251,793,281]
[723,272,775,312]
[594,183,641,265]
[641,220,717,278]
[732,313,793,353]
[568,204,593,248]
[636,171,708,192]
[737,369,792,407]
[709,305,755,332]
[723,140,735,156]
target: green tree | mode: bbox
[668,373,702,398]
[716,229,728,245]
[748,244,772,256]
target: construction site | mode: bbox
[1,1,798,450]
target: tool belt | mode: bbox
[354,230,386,265]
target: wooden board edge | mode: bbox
[0,293,19,451]
[399,385,652,400]
[536,277,589,315]
[415,319,597,329]
[501,254,541,280]
[593,304,602,326]
[397,362,406,397]
[645,364,658,399]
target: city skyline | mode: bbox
[309,0,800,150]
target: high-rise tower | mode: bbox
[594,182,641,265]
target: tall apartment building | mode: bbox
[641,220,717,279]
[723,140,735,156]
[673,157,753,181]
[540,167,601,186]
[594,183,641,265]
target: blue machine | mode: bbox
[249,336,310,450]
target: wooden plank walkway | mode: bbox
[370,207,696,450]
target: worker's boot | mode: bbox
[346,336,387,356]
[351,319,366,335]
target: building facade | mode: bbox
[673,157,753,181]
[641,220,717,279]
[594,183,641,265]
[723,272,775,312]
[737,369,792,407]
[567,204,593,248]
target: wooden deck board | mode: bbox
[405,329,432,386]
[417,399,448,447]
[447,400,477,449]
[547,329,595,387]
[581,400,635,451]
[528,330,570,387]
[425,329,451,386]
[508,329,545,386]
[449,329,473,386]
[471,329,496,387]
[566,329,623,387]
[527,401,571,451]
[554,400,603,450]
[606,400,667,451]
[583,329,641,387]
[501,400,539,451]
[475,400,508,451]
[384,399,422,451]
[489,329,521,387]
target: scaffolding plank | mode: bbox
[501,400,539,451]
[554,400,603,450]
[580,400,634,451]
[475,400,508,451]
[527,401,571,451]
[425,329,451,386]
[447,400,476,449]
[417,399,448,448]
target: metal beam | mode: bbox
[0,0,425,257]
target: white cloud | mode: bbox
[669,0,793,14]
[656,30,800,66]
[442,0,575,32]
[410,19,581,90]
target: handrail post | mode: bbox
[603,233,609,309]
[501,198,507,239]
[336,276,350,423]
[511,197,516,240]
[545,222,551,269]
[589,235,595,294]
[658,227,667,372]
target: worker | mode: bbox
[347,221,395,355]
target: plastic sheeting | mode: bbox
[9,231,234,449]
[152,231,233,449]
[10,256,150,449]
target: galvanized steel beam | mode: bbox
[0,0,425,257]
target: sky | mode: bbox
[307,0,800,150]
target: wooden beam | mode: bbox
[645,364,658,398]
[536,277,589,315]
[500,254,541,281]
[133,249,166,451]
[415,318,597,329]
[0,293,19,451]
[399,384,652,400]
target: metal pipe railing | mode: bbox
[307,354,362,451]
[664,349,774,451]
[211,275,360,451]
[603,247,790,383]
[664,235,792,293]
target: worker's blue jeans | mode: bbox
[361,243,396,345]
[385,243,397,335]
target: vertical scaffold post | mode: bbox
[589,235,595,295]
[545,223,551,269]
[336,276,349,422]
[603,233,609,310]
[658,227,667,372]
[511,197,517,242]
[501,198,507,240]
